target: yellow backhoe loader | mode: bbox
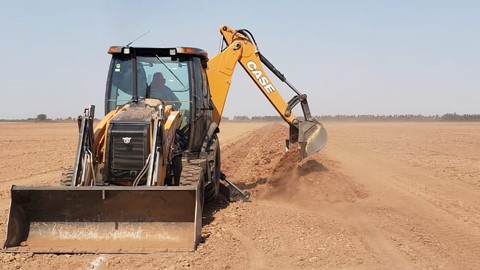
[3,25,327,253]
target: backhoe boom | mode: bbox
[207,25,327,157]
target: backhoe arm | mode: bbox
[207,25,327,157]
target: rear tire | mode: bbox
[204,135,220,203]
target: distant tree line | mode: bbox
[222,113,480,122]
[1,113,479,122]
[439,113,480,121]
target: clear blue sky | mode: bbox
[0,0,478,119]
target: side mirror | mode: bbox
[201,59,208,69]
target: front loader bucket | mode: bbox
[3,185,202,253]
[298,120,328,158]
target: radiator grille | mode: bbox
[112,135,146,170]
[107,123,150,182]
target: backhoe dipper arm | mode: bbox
[206,25,327,157]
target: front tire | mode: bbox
[60,166,73,186]
[180,162,205,207]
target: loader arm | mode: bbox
[207,25,327,157]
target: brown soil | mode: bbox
[1,121,480,269]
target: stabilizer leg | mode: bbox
[219,172,250,202]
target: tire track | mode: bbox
[328,139,480,269]
[226,228,267,270]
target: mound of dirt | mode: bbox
[221,124,368,204]
[269,148,301,184]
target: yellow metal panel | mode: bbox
[156,110,183,186]
[93,107,120,163]
[206,42,242,124]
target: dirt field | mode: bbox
[1,121,480,269]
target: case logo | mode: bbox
[246,61,276,93]
[122,137,132,144]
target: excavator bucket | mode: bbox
[3,185,203,253]
[298,120,328,158]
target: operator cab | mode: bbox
[106,46,208,113]
[105,46,213,152]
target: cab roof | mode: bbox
[108,46,208,59]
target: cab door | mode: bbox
[188,57,211,152]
